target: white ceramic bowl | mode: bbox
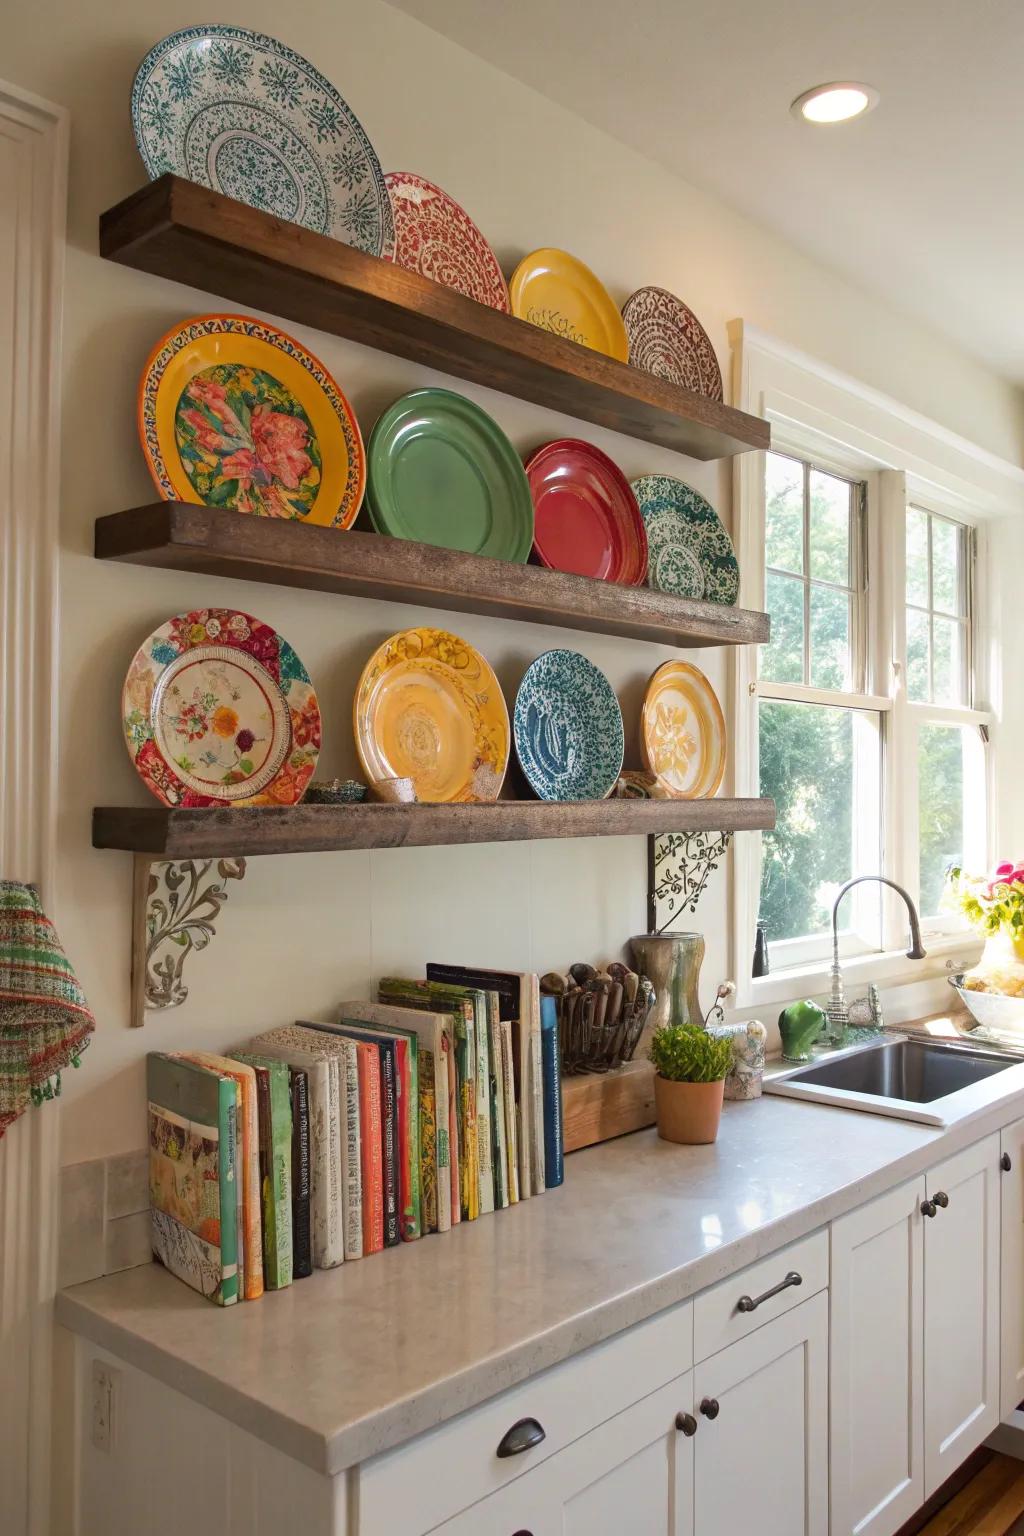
[950,977,1024,1039]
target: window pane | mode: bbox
[918,723,965,916]
[765,453,804,574]
[759,701,855,941]
[809,584,851,690]
[906,508,929,607]
[762,570,805,684]
[933,615,965,706]
[931,517,963,616]
[808,470,850,585]
[906,608,930,702]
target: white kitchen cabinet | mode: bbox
[830,1177,925,1536]
[691,1292,828,1536]
[923,1134,1000,1494]
[1001,1115,1024,1419]
[428,1373,694,1536]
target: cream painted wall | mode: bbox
[4,0,1023,1163]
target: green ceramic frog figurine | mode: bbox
[778,999,826,1061]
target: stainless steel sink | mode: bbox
[765,1035,1024,1124]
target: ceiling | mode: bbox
[388,0,1024,385]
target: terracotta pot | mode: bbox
[654,1075,725,1145]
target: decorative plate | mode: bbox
[630,474,739,604]
[513,650,624,802]
[354,627,509,803]
[509,249,629,362]
[366,388,533,561]
[131,25,395,257]
[122,607,321,807]
[640,660,726,799]
[138,313,365,527]
[620,286,723,400]
[385,172,509,312]
[526,439,648,585]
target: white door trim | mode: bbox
[0,77,69,1536]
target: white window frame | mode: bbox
[727,323,1020,1011]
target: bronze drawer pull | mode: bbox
[675,1411,698,1436]
[736,1270,802,1314]
[497,1417,546,1458]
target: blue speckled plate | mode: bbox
[631,474,739,604]
[513,650,624,801]
[131,26,395,258]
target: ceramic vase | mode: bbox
[629,932,704,1032]
[713,1021,768,1100]
[653,1075,725,1145]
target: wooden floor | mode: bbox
[893,1451,1024,1536]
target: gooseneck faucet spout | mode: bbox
[827,876,926,1039]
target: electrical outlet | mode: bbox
[90,1359,118,1452]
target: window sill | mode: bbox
[740,933,982,1010]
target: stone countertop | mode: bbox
[57,1056,1024,1479]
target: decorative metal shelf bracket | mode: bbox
[647,829,733,935]
[130,855,246,1028]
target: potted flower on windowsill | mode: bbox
[648,1024,734,1145]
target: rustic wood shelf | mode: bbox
[101,175,770,463]
[95,504,771,650]
[93,798,776,858]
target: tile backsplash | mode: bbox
[58,1150,149,1289]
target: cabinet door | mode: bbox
[923,1133,1000,1495]
[691,1292,828,1536]
[830,1177,925,1536]
[1001,1116,1024,1419]
[431,1374,694,1536]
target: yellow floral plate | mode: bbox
[138,313,365,527]
[353,627,509,803]
[509,249,629,362]
[640,661,726,799]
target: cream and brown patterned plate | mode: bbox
[640,660,725,798]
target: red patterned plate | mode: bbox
[621,286,723,401]
[385,172,510,313]
[525,440,648,586]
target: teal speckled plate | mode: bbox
[631,474,739,604]
[514,649,624,801]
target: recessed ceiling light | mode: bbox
[791,82,879,124]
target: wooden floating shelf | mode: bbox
[92,799,776,858]
[95,504,771,650]
[101,175,770,463]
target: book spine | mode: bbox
[403,1040,421,1242]
[233,1082,246,1296]
[252,1067,277,1286]
[418,1047,439,1235]
[488,994,507,1210]
[529,975,546,1196]
[221,1089,240,1305]
[266,1064,293,1288]
[474,997,494,1217]
[290,1070,313,1280]
[321,1061,344,1267]
[455,1005,479,1220]
[444,1032,460,1226]
[342,1044,363,1260]
[306,1065,331,1268]
[361,1048,385,1255]
[379,1043,399,1248]
[515,1012,532,1201]
[433,1038,453,1232]
[540,996,565,1189]
[499,1021,519,1205]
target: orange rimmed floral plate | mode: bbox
[122,607,321,807]
[138,313,365,527]
[353,627,509,803]
[509,249,629,362]
[640,660,725,799]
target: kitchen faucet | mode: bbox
[827,876,926,1040]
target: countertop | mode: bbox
[57,1035,1024,1477]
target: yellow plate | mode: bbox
[138,313,365,528]
[640,661,726,798]
[354,627,509,803]
[509,248,629,362]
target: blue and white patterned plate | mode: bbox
[631,474,739,604]
[514,650,624,802]
[131,26,395,258]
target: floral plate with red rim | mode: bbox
[138,313,365,527]
[122,607,321,807]
[385,172,510,312]
[621,286,723,401]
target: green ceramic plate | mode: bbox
[366,388,534,561]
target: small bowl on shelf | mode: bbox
[305,778,367,805]
[370,776,417,805]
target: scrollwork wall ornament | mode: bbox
[647,830,732,935]
[130,857,246,1025]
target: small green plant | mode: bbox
[648,1023,733,1083]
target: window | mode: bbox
[755,452,986,969]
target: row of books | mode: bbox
[146,967,564,1305]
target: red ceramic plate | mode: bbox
[525,439,648,585]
